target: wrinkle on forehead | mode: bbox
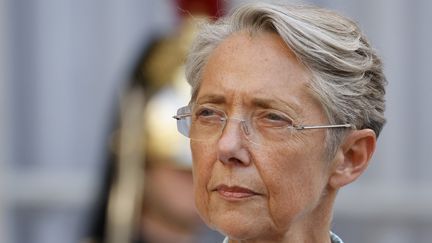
[197,31,326,122]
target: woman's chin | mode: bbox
[211,219,264,241]
[219,227,254,241]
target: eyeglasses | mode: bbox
[173,105,355,146]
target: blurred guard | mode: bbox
[83,2,226,242]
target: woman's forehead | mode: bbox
[193,31,326,119]
[201,32,310,91]
[203,31,310,81]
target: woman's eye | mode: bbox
[193,107,225,126]
[265,113,285,121]
[197,108,217,117]
[258,112,293,127]
[194,107,225,122]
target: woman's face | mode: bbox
[191,32,333,241]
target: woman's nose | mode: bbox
[216,119,251,166]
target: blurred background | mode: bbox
[1,0,431,243]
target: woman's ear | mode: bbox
[329,129,376,189]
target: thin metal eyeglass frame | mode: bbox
[172,106,356,139]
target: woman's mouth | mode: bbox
[215,185,260,200]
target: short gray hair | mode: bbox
[185,3,386,158]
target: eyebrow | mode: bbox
[195,94,226,105]
[195,94,302,115]
[251,97,302,115]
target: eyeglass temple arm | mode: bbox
[294,124,356,130]
[172,114,191,120]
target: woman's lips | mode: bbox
[215,185,260,199]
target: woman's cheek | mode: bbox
[254,146,310,229]
[191,142,214,224]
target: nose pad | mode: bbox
[220,118,244,139]
[222,118,249,140]
[240,120,250,136]
[221,118,256,145]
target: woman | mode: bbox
[174,3,386,243]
